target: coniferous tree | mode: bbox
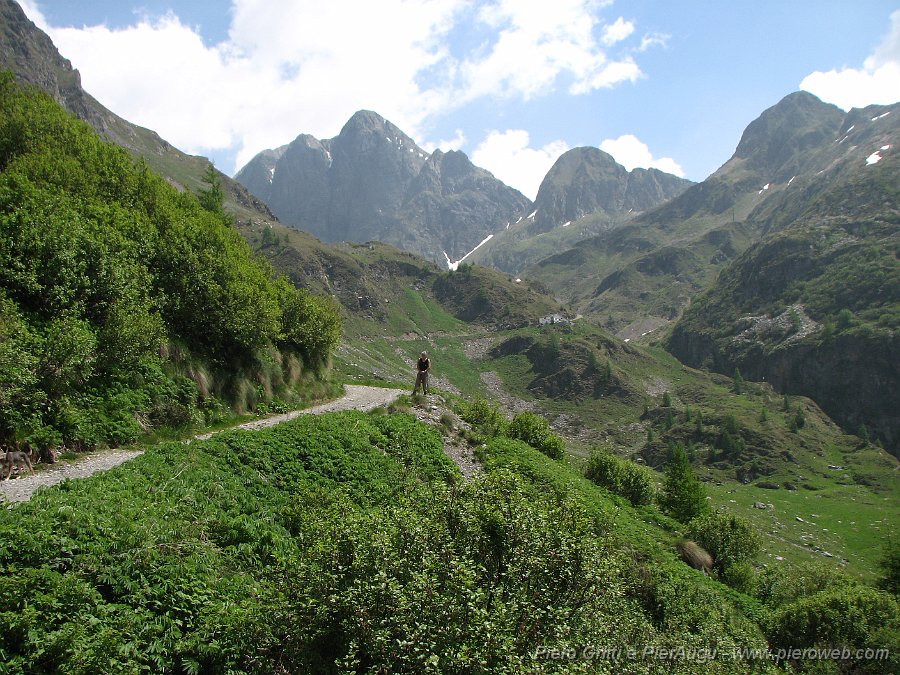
[198,162,228,221]
[732,368,745,394]
[661,442,709,522]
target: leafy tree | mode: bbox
[660,442,709,523]
[278,282,342,370]
[0,73,342,447]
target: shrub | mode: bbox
[721,562,756,595]
[585,449,656,505]
[686,510,761,574]
[756,562,843,607]
[879,540,900,596]
[507,411,564,460]
[767,585,900,672]
[460,397,507,438]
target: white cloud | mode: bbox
[601,17,634,46]
[32,0,466,172]
[800,10,900,110]
[454,0,642,101]
[421,128,467,153]
[639,32,668,52]
[471,129,569,199]
[21,0,652,176]
[599,134,685,176]
[52,15,239,150]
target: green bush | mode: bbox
[767,585,900,672]
[721,562,757,595]
[460,397,508,438]
[507,411,565,460]
[686,510,761,575]
[756,562,844,608]
[584,449,656,506]
[879,540,900,596]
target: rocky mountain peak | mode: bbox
[236,111,530,262]
[728,91,844,179]
[530,146,692,233]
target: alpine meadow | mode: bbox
[0,1,898,673]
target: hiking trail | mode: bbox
[2,385,405,505]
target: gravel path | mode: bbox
[1,385,402,505]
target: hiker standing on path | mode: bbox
[413,351,431,395]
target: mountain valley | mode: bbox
[0,1,898,671]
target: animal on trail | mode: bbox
[676,540,713,576]
[2,442,35,480]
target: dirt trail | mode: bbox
[1,385,402,505]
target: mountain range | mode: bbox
[1,4,899,666]
[1,0,897,455]
[235,112,692,265]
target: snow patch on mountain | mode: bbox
[443,234,494,271]
[866,145,891,166]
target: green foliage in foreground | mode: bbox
[0,411,769,674]
[1,410,898,672]
[0,73,341,448]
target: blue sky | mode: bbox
[18,1,900,199]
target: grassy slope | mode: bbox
[439,320,899,582]
[0,410,782,673]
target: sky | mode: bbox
[17,1,900,200]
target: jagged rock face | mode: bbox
[237,111,531,263]
[404,150,533,261]
[530,147,692,233]
[326,111,429,243]
[0,0,102,131]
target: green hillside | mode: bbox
[2,407,883,673]
[668,146,900,454]
[403,321,899,580]
[0,74,341,452]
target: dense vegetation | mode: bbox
[0,73,341,451]
[0,410,827,672]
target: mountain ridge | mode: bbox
[236,110,533,264]
[0,0,276,223]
